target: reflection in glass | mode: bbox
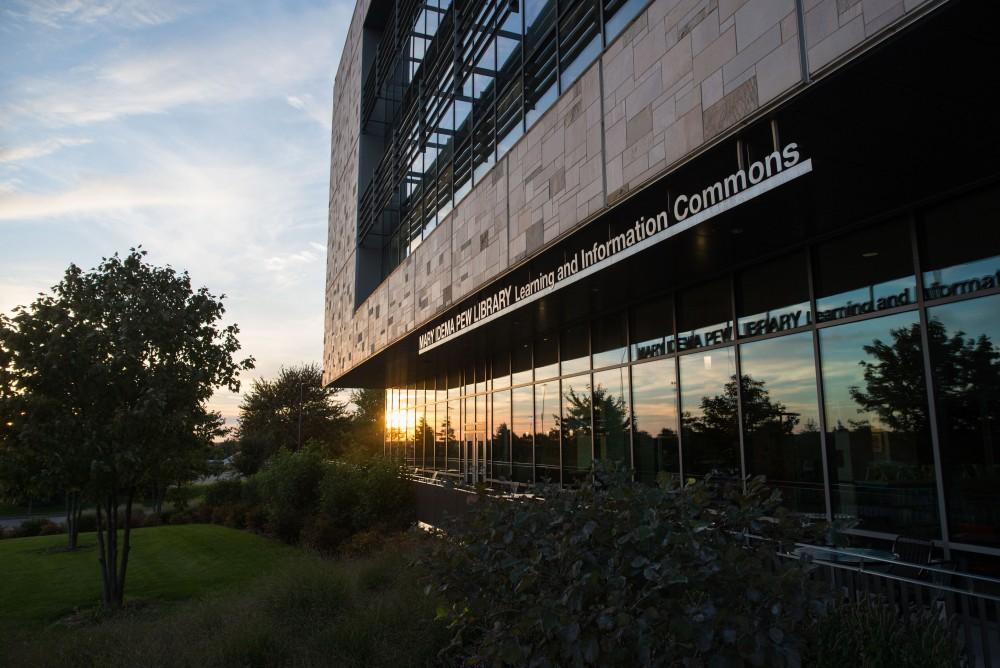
[739,332,825,513]
[928,294,1000,547]
[491,390,512,480]
[492,350,510,390]
[921,185,1000,302]
[593,368,630,466]
[631,359,680,484]
[512,385,534,483]
[535,381,560,481]
[820,312,939,537]
[593,311,628,368]
[435,402,447,471]
[559,376,592,483]
[446,399,461,472]
[814,219,915,323]
[680,347,740,478]
[677,279,734,352]
[631,296,674,361]
[561,322,590,376]
[737,252,811,338]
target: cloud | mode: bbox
[1,4,348,128]
[3,0,191,29]
[0,137,92,164]
[286,93,332,127]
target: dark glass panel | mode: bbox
[593,311,628,368]
[737,252,811,338]
[561,322,590,376]
[560,375,592,483]
[679,347,740,478]
[475,358,487,394]
[535,380,560,481]
[593,367,630,466]
[512,340,533,386]
[448,367,462,398]
[418,402,434,468]
[464,396,476,479]
[819,311,939,537]
[921,185,1000,302]
[492,389,512,480]
[630,295,675,361]
[928,294,1000,547]
[446,399,461,472]
[814,219,916,323]
[677,279,734,352]
[603,0,646,44]
[739,332,825,513]
[631,359,680,484]
[475,394,487,480]
[463,361,475,397]
[436,370,447,402]
[512,385,534,482]
[493,349,510,389]
[535,333,558,380]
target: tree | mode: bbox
[349,387,385,456]
[236,364,349,473]
[3,248,252,607]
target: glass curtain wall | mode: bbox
[388,182,1000,551]
[360,0,651,280]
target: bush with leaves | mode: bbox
[422,468,828,667]
[318,458,414,535]
[811,601,965,667]
[253,447,325,543]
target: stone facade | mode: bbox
[323,0,941,386]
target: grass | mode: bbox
[0,528,446,668]
[0,524,298,627]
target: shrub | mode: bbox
[254,447,326,543]
[203,479,244,508]
[811,601,965,667]
[244,505,267,532]
[19,518,48,537]
[166,484,195,512]
[318,458,414,535]
[300,512,352,555]
[422,468,827,667]
[169,511,194,525]
[38,521,64,535]
[77,513,97,533]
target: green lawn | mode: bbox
[0,524,298,626]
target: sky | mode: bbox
[0,0,354,426]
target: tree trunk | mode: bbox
[65,491,80,551]
[95,488,135,608]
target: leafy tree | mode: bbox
[3,249,252,607]
[349,387,385,455]
[236,364,348,473]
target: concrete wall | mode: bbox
[323,0,940,386]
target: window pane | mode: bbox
[512,385,534,482]
[921,185,1000,302]
[535,380,560,481]
[928,293,1000,547]
[434,402,447,470]
[492,390,512,480]
[415,402,427,467]
[446,399,461,472]
[737,252,811,337]
[820,311,939,537]
[680,347,740,478]
[593,311,628,368]
[631,295,675,361]
[678,278,734,352]
[535,334,558,380]
[561,322,590,375]
[492,349,510,389]
[593,367,630,466]
[512,340,533,385]
[603,0,646,43]
[631,359,680,484]
[560,375,592,483]
[739,332,825,513]
[814,219,916,323]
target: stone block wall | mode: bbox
[323,0,940,386]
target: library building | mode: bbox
[323,0,1000,566]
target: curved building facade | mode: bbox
[324,0,1000,561]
